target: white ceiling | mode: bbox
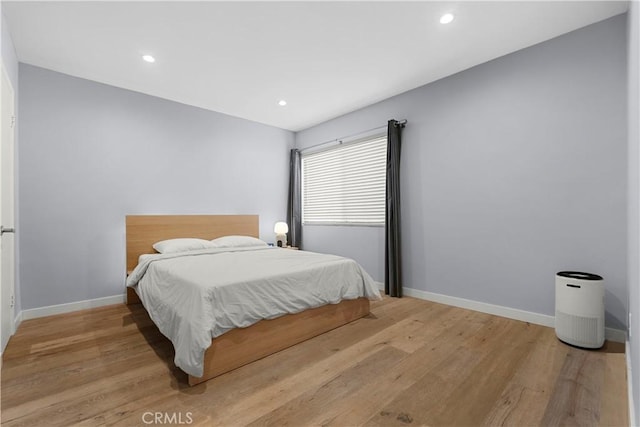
[3,1,628,131]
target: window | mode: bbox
[302,135,387,226]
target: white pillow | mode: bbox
[152,238,214,254]
[210,235,268,248]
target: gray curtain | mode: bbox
[286,149,302,248]
[385,119,404,297]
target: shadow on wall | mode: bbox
[604,288,626,330]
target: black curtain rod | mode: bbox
[299,119,407,153]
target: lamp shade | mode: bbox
[274,222,289,234]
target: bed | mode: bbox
[125,215,381,386]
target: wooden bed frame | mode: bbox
[125,214,370,386]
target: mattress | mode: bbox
[126,246,382,377]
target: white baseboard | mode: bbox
[607,326,629,344]
[386,286,627,343]
[403,286,554,326]
[21,294,126,321]
[628,340,638,427]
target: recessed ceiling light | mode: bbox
[278,100,287,106]
[142,55,156,63]
[440,13,455,24]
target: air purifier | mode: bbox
[555,271,604,349]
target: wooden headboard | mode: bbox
[125,215,259,303]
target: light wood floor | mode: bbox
[1,297,628,426]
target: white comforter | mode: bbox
[126,246,381,377]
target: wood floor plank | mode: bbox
[0,296,628,427]
[1,332,173,409]
[541,347,607,427]
[1,323,161,382]
[202,304,443,426]
[362,315,538,427]
[364,341,483,427]
[2,361,167,426]
[600,353,629,427]
[482,328,567,426]
[310,310,492,426]
[247,346,409,427]
[434,322,544,426]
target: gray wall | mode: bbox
[1,11,20,316]
[18,64,294,310]
[627,1,639,424]
[296,15,628,330]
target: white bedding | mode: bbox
[126,246,381,377]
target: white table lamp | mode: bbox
[274,222,289,247]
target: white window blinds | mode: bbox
[302,135,387,225]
